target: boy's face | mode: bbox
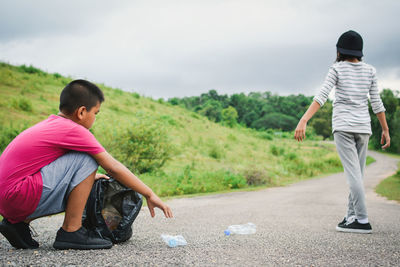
[80,102,101,129]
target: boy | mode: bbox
[0,80,172,250]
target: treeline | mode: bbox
[169,90,312,130]
[168,89,400,153]
[168,90,332,137]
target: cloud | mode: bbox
[0,0,130,41]
[1,0,399,98]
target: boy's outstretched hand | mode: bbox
[294,119,307,142]
[145,192,173,218]
[94,151,173,218]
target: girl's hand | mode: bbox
[145,193,173,218]
[294,119,307,142]
[381,130,391,149]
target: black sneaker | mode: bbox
[53,227,113,250]
[336,219,372,234]
[337,217,347,228]
[337,215,355,228]
[0,218,39,249]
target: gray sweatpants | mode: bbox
[334,131,370,221]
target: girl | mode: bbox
[294,30,390,234]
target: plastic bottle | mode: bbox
[101,205,122,231]
[224,222,256,235]
[161,234,187,248]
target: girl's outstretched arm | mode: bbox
[294,101,321,142]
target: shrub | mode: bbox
[106,119,173,174]
[0,69,19,87]
[209,144,225,159]
[243,169,272,186]
[17,64,46,75]
[132,92,140,99]
[145,168,249,196]
[221,106,238,127]
[159,115,178,127]
[109,105,121,112]
[169,98,179,105]
[0,123,29,152]
[222,171,247,189]
[11,97,33,112]
[258,132,273,140]
[284,152,298,161]
[270,144,285,156]
[53,73,62,79]
[191,112,200,119]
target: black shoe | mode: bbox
[336,219,372,234]
[0,218,39,249]
[337,215,355,227]
[337,217,347,228]
[53,227,113,250]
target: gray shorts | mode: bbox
[27,152,98,219]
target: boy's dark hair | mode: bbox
[336,53,362,62]
[59,79,105,115]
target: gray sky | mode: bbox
[1,0,399,99]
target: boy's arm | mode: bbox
[376,112,390,149]
[92,151,173,218]
[294,101,321,142]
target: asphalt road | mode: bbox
[1,150,399,266]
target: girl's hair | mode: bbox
[336,53,362,62]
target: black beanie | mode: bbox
[336,30,363,57]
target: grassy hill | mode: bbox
[0,62,344,197]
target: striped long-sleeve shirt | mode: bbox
[314,61,386,134]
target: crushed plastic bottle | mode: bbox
[224,222,256,235]
[161,234,187,248]
[101,205,122,231]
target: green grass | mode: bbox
[366,155,376,165]
[376,162,400,202]
[0,62,347,198]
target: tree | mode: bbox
[243,111,259,127]
[251,113,298,131]
[229,93,248,122]
[310,101,333,139]
[199,100,223,122]
[221,106,238,127]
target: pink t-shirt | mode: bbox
[0,115,105,223]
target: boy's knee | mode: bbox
[67,152,98,170]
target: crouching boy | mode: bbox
[0,80,173,250]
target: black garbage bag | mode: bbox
[82,177,143,243]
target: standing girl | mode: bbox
[294,30,390,233]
